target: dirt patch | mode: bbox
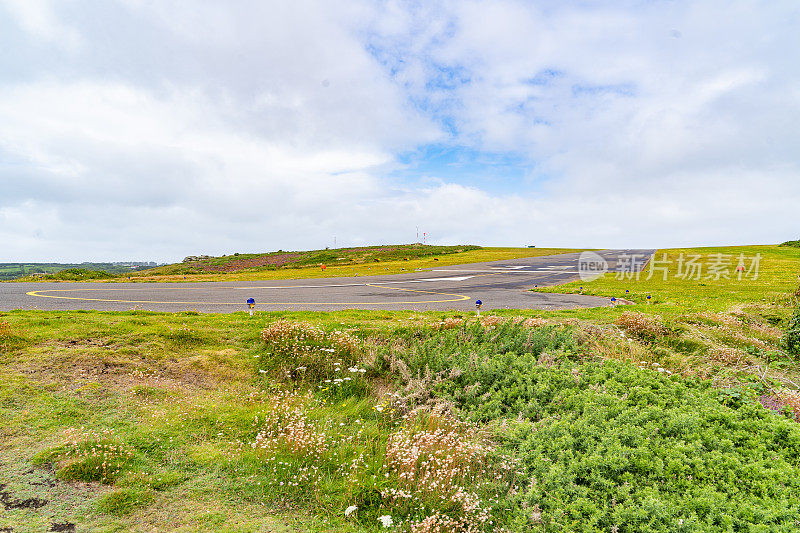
[0,484,48,510]
[55,338,114,349]
[49,523,75,532]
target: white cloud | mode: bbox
[0,0,81,48]
[0,0,798,261]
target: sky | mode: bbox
[1,0,798,262]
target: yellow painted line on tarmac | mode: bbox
[25,283,471,305]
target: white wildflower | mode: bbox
[345,505,357,516]
[378,515,393,528]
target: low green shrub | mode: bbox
[97,488,154,516]
[39,268,114,280]
[784,305,800,355]
[377,319,578,420]
[500,361,800,531]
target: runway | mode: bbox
[0,250,654,313]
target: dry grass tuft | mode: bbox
[435,317,463,330]
[577,323,651,364]
[479,316,504,328]
[615,311,668,341]
[778,390,800,421]
[708,346,745,366]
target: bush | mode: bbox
[378,320,578,421]
[40,268,114,280]
[502,361,800,531]
[784,305,800,355]
[259,320,368,399]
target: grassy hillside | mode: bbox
[0,263,157,281]
[2,244,799,531]
[153,245,483,275]
[124,245,588,282]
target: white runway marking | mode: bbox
[431,268,579,274]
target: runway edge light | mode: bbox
[475,299,482,317]
[247,297,255,316]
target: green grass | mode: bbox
[2,244,800,531]
[2,302,800,531]
[536,245,799,315]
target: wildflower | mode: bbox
[345,505,357,516]
[378,515,393,528]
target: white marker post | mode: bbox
[247,297,255,317]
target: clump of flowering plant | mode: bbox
[259,320,364,383]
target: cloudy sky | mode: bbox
[1,0,798,262]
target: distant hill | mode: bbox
[780,239,800,248]
[140,244,481,276]
[0,262,160,281]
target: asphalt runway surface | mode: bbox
[1,250,654,313]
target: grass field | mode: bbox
[12,246,589,283]
[2,245,800,532]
